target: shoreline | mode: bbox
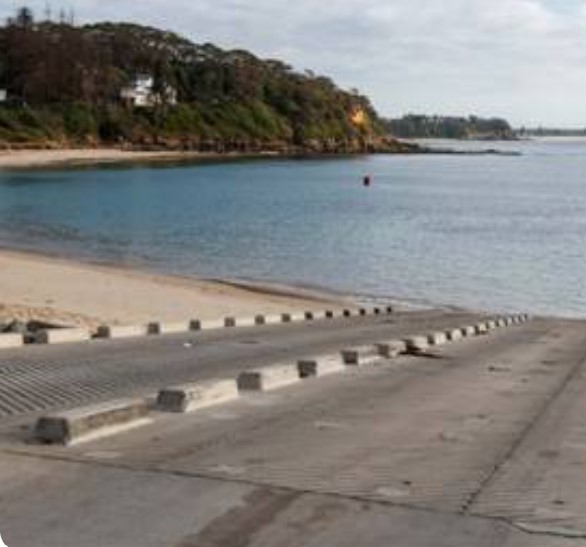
[0,143,517,171]
[0,148,287,170]
[0,247,358,329]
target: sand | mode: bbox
[0,249,349,329]
[0,148,222,169]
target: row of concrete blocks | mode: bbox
[403,313,530,353]
[34,314,529,446]
[0,306,393,350]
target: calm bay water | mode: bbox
[1,138,586,317]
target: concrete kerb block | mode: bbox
[475,323,489,335]
[34,328,91,345]
[376,340,407,358]
[96,325,149,339]
[147,322,190,336]
[35,398,150,446]
[237,364,300,392]
[297,354,346,378]
[264,314,281,325]
[157,379,238,413]
[486,320,497,330]
[0,333,24,348]
[404,335,429,353]
[462,326,476,337]
[341,346,380,366]
[428,332,448,346]
[446,328,463,342]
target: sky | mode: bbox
[2,0,586,127]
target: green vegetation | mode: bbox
[0,7,410,153]
[384,114,515,140]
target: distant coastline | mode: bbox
[0,140,522,170]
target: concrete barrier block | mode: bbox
[341,346,380,366]
[475,323,489,335]
[157,379,238,413]
[263,314,281,325]
[35,398,150,445]
[428,332,448,345]
[376,340,407,358]
[462,326,476,337]
[96,325,149,339]
[35,328,90,345]
[297,354,345,378]
[486,320,497,330]
[404,336,429,352]
[446,329,463,342]
[0,333,24,348]
[237,364,300,392]
[147,322,190,335]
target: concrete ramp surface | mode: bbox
[0,313,584,546]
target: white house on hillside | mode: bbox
[0,90,7,103]
[120,75,177,108]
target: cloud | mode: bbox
[2,0,586,125]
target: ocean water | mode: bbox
[1,138,585,317]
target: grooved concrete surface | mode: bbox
[1,315,585,546]
[0,310,481,422]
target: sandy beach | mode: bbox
[0,249,349,329]
[0,148,272,169]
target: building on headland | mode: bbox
[0,89,7,103]
[120,75,177,108]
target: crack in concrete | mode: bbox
[460,345,586,514]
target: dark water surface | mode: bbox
[1,138,585,317]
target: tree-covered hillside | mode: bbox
[384,114,515,140]
[0,7,414,153]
